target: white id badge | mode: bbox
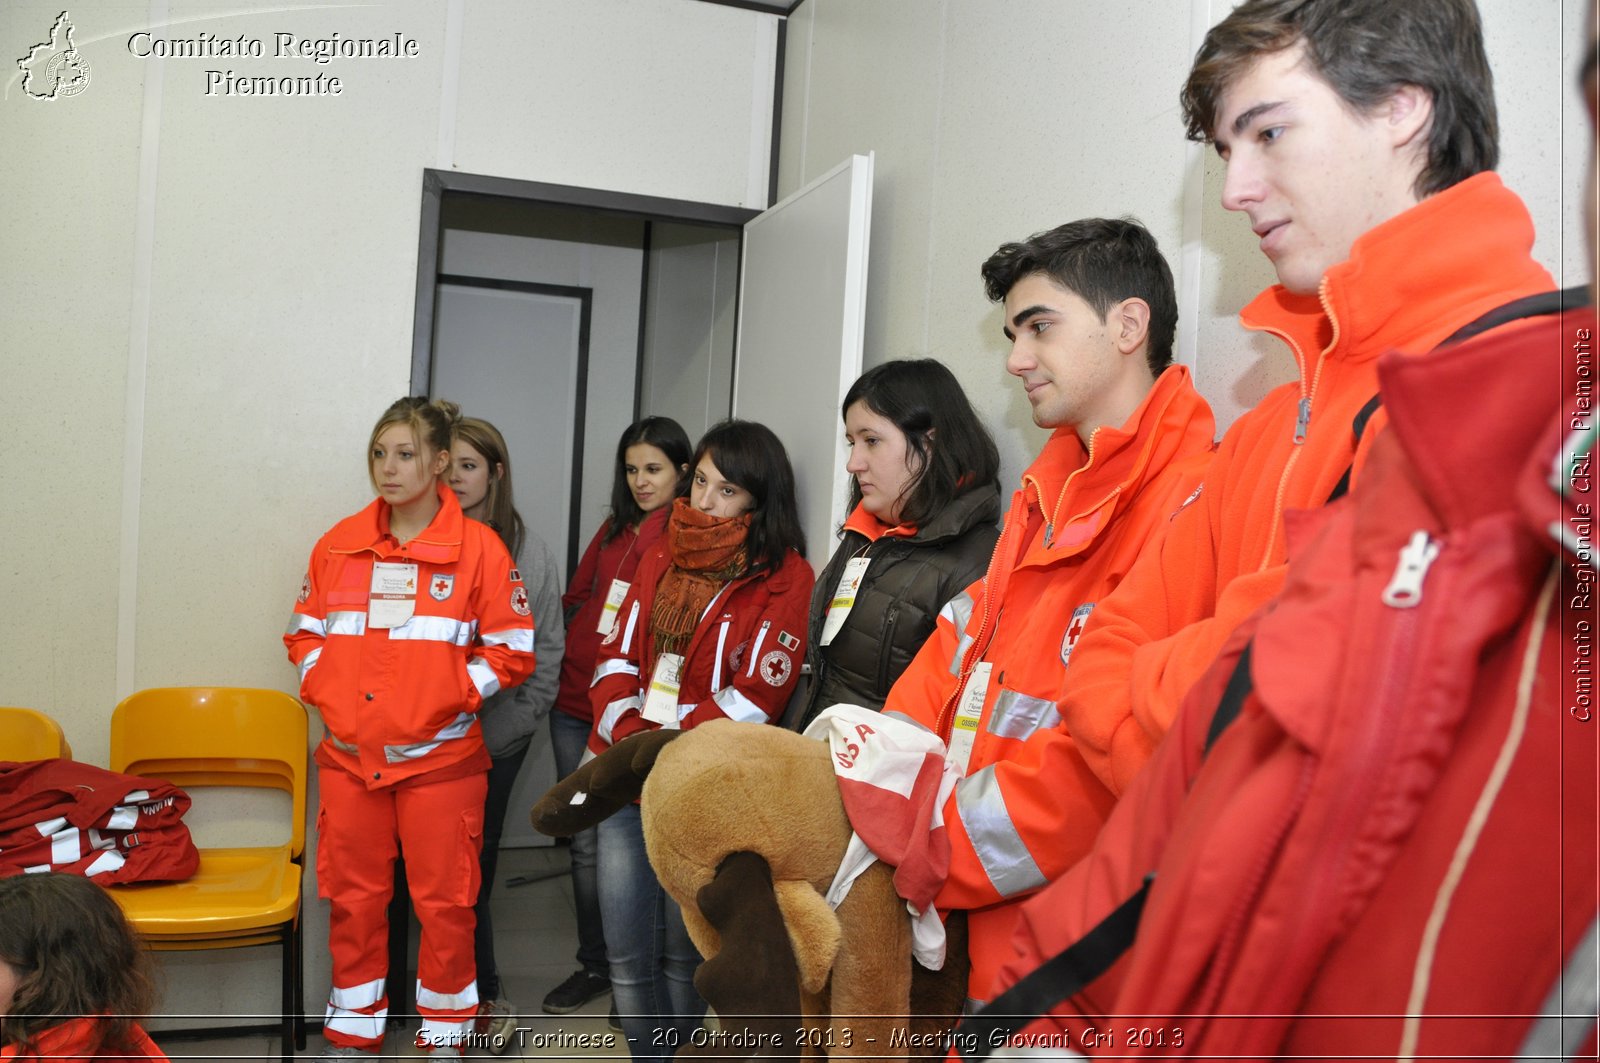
[641,653,685,726]
[945,661,992,774]
[597,579,631,637]
[368,561,419,629]
[819,556,871,648]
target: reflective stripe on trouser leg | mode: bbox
[395,771,487,1028]
[316,765,401,1049]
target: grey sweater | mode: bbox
[478,529,565,759]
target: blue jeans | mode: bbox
[550,711,608,976]
[597,804,705,1062]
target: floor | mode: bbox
[154,846,622,1060]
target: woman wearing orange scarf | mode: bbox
[585,420,812,1061]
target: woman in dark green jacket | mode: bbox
[795,359,1001,729]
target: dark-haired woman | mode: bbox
[586,420,813,1061]
[0,873,169,1060]
[796,359,1001,730]
[541,417,691,1018]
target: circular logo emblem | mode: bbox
[46,50,91,97]
[759,650,792,687]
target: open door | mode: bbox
[731,153,873,569]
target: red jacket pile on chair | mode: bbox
[980,306,1598,1058]
[0,759,197,883]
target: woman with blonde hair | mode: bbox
[286,397,536,1060]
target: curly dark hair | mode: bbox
[0,873,157,1056]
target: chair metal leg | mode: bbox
[280,920,294,1063]
[293,911,307,1049]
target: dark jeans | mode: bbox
[550,710,608,976]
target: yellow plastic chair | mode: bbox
[0,706,72,760]
[108,687,308,1062]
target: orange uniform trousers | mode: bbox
[317,764,485,1051]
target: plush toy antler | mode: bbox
[531,721,967,1062]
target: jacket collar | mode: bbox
[1240,173,1552,377]
[327,482,465,564]
[1380,306,1596,534]
[843,486,1002,545]
[1016,364,1214,563]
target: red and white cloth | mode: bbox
[805,704,959,968]
[0,760,198,883]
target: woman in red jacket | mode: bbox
[541,417,690,1018]
[285,397,535,1060]
[0,873,170,1062]
[589,420,813,1061]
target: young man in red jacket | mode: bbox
[1033,0,1556,856]
[880,217,1215,1003]
[964,9,1595,1060]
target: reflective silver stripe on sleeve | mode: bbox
[986,687,1062,740]
[385,711,476,763]
[466,657,501,699]
[596,696,642,744]
[298,646,322,681]
[712,686,768,723]
[286,613,326,637]
[941,591,977,676]
[592,659,640,685]
[325,611,368,637]
[954,765,1046,898]
[620,601,640,655]
[711,620,730,692]
[387,615,475,645]
[480,626,533,652]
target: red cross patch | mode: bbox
[1060,603,1094,668]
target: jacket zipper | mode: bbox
[1258,280,1341,569]
[876,601,902,696]
[1247,531,1443,1027]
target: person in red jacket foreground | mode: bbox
[966,9,1597,1061]
[542,416,691,1020]
[0,873,170,1061]
[587,419,813,1061]
[1047,0,1557,825]
[880,217,1215,1003]
[285,397,536,1060]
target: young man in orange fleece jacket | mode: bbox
[1050,0,1557,803]
[880,217,1215,1002]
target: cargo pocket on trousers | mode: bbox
[455,806,484,907]
[315,805,333,900]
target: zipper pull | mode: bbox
[1293,398,1311,445]
[1381,531,1441,608]
[1043,522,1054,549]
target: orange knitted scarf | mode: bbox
[649,499,752,667]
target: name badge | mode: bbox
[641,653,685,726]
[819,556,871,648]
[598,579,631,637]
[368,561,419,629]
[945,661,992,774]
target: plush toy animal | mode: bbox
[532,720,967,1060]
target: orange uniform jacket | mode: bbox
[285,484,536,788]
[0,1017,171,1060]
[882,365,1214,998]
[1059,172,1557,798]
